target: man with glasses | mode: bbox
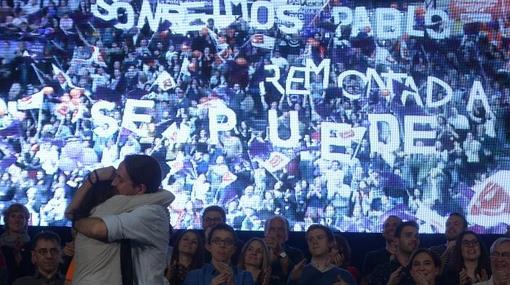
[183,223,253,285]
[201,205,226,239]
[13,231,63,285]
[474,237,510,285]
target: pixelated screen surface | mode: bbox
[0,0,509,233]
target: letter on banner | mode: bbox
[209,106,237,144]
[338,70,367,100]
[250,1,275,30]
[366,68,388,97]
[352,7,371,37]
[91,101,119,138]
[268,110,299,148]
[426,76,452,108]
[305,59,330,90]
[367,113,400,155]
[402,76,423,106]
[466,80,492,115]
[122,99,155,136]
[404,115,436,154]
[286,66,308,95]
[276,5,302,34]
[375,8,401,39]
[265,65,285,95]
[137,0,164,31]
[406,6,424,37]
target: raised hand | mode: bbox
[289,259,306,281]
[386,266,404,285]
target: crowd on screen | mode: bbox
[1,203,510,284]
[0,0,510,233]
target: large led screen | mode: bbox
[0,0,509,233]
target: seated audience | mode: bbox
[474,237,510,285]
[183,223,253,285]
[442,231,490,284]
[408,249,442,285]
[13,231,64,285]
[0,203,34,284]
[166,230,205,285]
[288,224,356,285]
[238,237,272,285]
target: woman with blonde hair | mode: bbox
[238,237,272,285]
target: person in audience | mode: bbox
[263,215,304,285]
[182,223,253,285]
[201,205,226,239]
[361,215,402,280]
[367,220,420,285]
[67,155,175,285]
[331,233,360,282]
[166,230,205,285]
[474,237,510,285]
[238,237,272,285]
[201,205,227,262]
[442,231,490,284]
[430,213,468,272]
[288,224,356,285]
[13,231,64,285]
[0,203,34,284]
[408,249,442,285]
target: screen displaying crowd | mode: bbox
[0,0,509,233]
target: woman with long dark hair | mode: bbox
[166,230,205,285]
[441,231,490,284]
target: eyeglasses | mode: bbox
[204,217,223,224]
[462,239,479,247]
[211,238,235,247]
[490,251,510,258]
[36,248,60,257]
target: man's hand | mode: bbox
[289,259,306,281]
[386,267,404,285]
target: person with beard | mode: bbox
[67,154,175,285]
[367,221,420,285]
[429,213,468,272]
